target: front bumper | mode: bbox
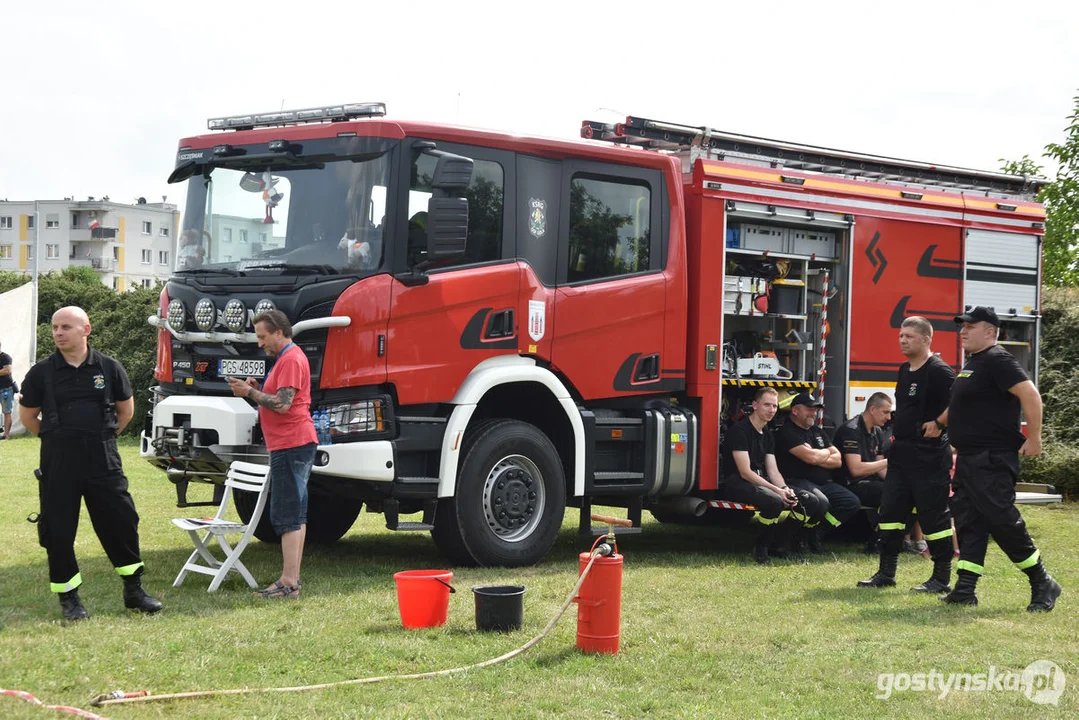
[141,394,395,484]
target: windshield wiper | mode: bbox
[243,263,339,275]
[176,267,244,277]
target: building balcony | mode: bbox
[71,257,117,272]
[69,227,118,241]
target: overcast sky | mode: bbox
[1,0,1076,209]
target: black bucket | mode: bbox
[472,585,525,632]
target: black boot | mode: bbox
[1025,561,1062,613]
[807,526,824,555]
[769,520,798,559]
[858,552,898,587]
[753,524,778,565]
[122,572,163,614]
[912,541,953,593]
[59,589,89,621]
[941,569,979,605]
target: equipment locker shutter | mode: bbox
[964,229,1039,317]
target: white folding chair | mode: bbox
[171,460,271,592]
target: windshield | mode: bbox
[175,150,393,275]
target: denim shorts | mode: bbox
[268,443,316,534]
[0,387,13,414]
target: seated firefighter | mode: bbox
[834,392,892,552]
[719,387,825,564]
[775,393,862,554]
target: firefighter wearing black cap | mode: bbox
[940,306,1062,611]
[775,393,861,553]
[859,316,956,593]
[18,306,162,621]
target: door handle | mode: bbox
[634,354,660,382]
[485,309,514,339]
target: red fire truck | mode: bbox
[142,103,1046,566]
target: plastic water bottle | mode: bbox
[319,410,331,445]
[313,409,323,444]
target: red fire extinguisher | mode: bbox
[574,514,629,655]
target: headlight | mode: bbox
[322,399,387,439]
[223,299,247,332]
[194,298,216,331]
[255,298,276,317]
[167,299,186,330]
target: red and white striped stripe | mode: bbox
[708,501,757,511]
[816,268,830,426]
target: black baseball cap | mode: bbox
[790,393,825,408]
[954,306,1000,327]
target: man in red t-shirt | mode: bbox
[228,310,318,599]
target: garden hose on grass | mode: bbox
[89,540,613,710]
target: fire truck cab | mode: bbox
[142,103,1045,566]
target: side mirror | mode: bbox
[426,197,468,262]
[430,153,473,189]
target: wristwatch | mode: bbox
[934,419,946,431]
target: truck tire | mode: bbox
[306,494,363,545]
[434,419,566,567]
[233,486,279,544]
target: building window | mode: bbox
[239,229,248,243]
[112,277,119,290]
[71,213,80,228]
[70,245,78,259]
[159,250,169,265]
[46,214,60,229]
[223,228,233,242]
[141,249,152,264]
[142,278,152,288]
[27,244,34,260]
[113,246,120,260]
[0,245,11,258]
[259,232,267,244]
[27,216,34,229]
[159,227,169,237]
[567,175,652,283]
[142,221,152,235]
[0,216,11,229]
[47,244,60,259]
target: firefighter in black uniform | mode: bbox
[940,307,1062,611]
[720,387,823,564]
[834,392,892,552]
[18,306,162,621]
[775,393,862,554]
[859,317,956,593]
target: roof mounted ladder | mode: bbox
[581,115,1045,198]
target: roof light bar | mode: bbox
[207,102,387,131]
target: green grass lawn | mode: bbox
[0,435,1075,719]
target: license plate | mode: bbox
[218,358,266,379]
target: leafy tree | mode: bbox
[0,270,31,294]
[1001,93,1079,287]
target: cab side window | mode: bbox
[407,152,504,268]
[567,176,650,283]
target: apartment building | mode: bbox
[0,197,180,290]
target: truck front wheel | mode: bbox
[433,419,566,567]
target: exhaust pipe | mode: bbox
[655,496,707,518]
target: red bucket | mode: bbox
[393,570,455,629]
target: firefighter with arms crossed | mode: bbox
[940,307,1062,610]
[859,317,956,593]
[774,393,861,553]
